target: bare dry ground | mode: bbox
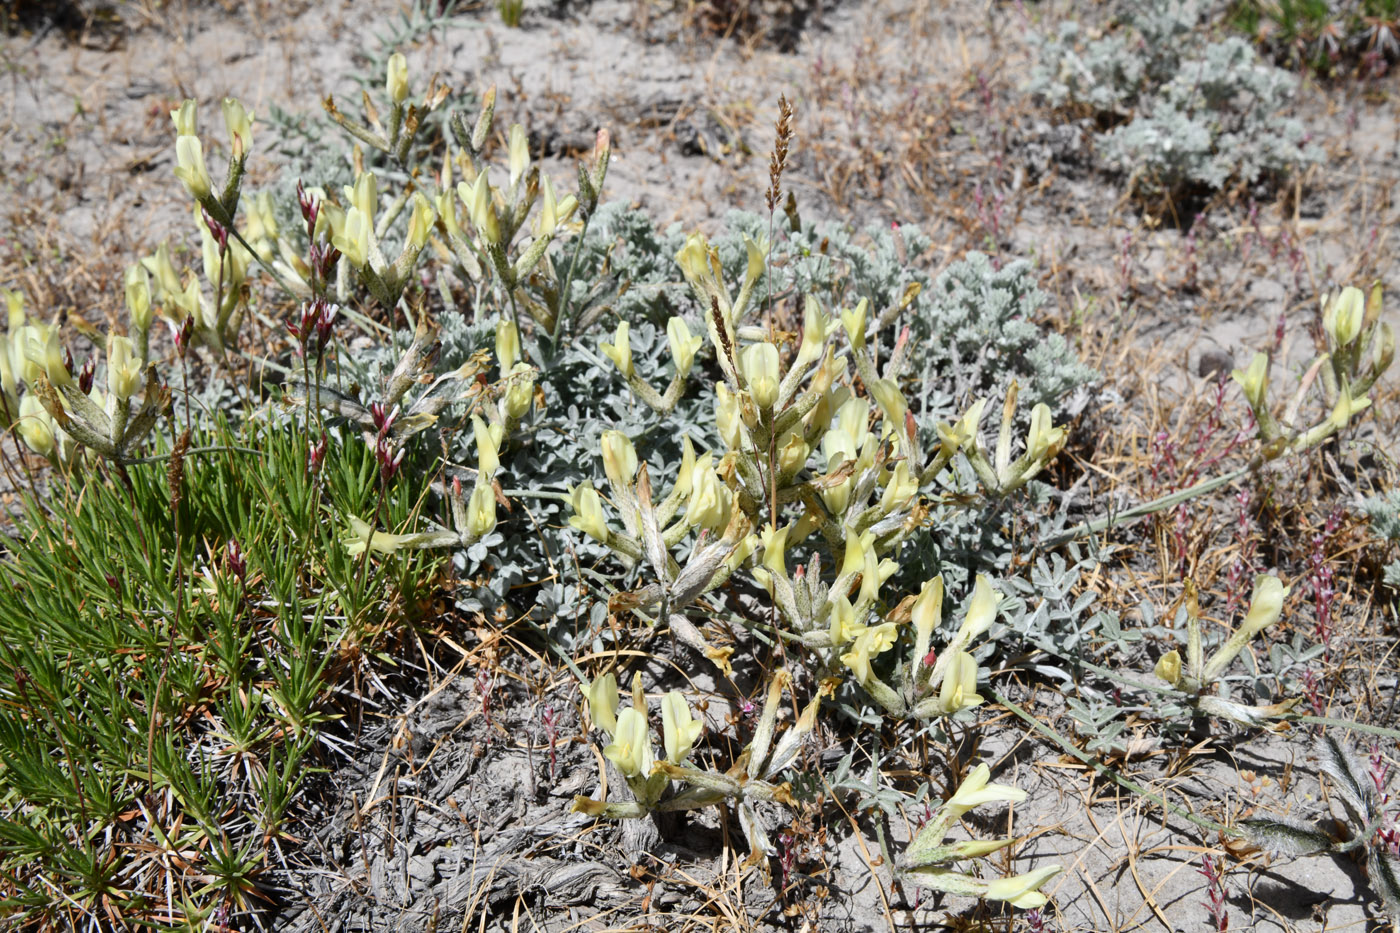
[2,0,1399,930]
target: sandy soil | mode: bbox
[2,0,1399,930]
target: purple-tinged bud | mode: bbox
[78,357,96,395]
[315,302,339,355]
[201,208,228,252]
[309,242,340,283]
[307,433,328,475]
[370,402,400,438]
[297,179,318,228]
[376,435,405,485]
[286,321,306,358]
[226,540,246,581]
[176,316,195,358]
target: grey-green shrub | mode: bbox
[1029,0,1322,195]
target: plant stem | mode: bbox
[1039,465,1253,548]
[991,689,1239,838]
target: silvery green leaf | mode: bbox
[1320,733,1371,819]
[746,671,788,781]
[1368,846,1400,923]
[1239,816,1333,857]
[901,865,988,897]
[634,465,669,585]
[738,800,774,857]
[385,314,439,406]
[762,696,820,780]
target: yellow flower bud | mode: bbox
[28,327,70,390]
[220,97,253,160]
[1373,321,1395,376]
[937,398,986,459]
[716,383,744,450]
[936,651,983,715]
[912,576,944,643]
[245,191,278,246]
[984,866,1062,909]
[959,575,1001,643]
[1200,574,1290,684]
[674,436,697,499]
[170,99,198,137]
[568,481,610,544]
[675,233,713,287]
[1154,649,1182,686]
[386,52,410,105]
[470,415,500,479]
[821,477,852,516]
[437,188,460,239]
[685,454,731,531]
[333,207,371,270]
[600,431,638,488]
[535,174,560,237]
[742,234,766,294]
[125,264,152,334]
[347,171,378,229]
[1326,286,1365,348]
[840,298,868,351]
[600,320,633,378]
[835,396,871,451]
[1025,403,1066,463]
[466,481,498,537]
[829,593,857,646]
[1241,575,1288,639]
[839,529,873,580]
[106,334,142,403]
[463,173,501,245]
[555,194,578,227]
[777,426,810,476]
[587,672,618,736]
[142,244,181,301]
[879,460,917,512]
[758,524,791,592]
[870,379,909,431]
[495,319,521,373]
[943,763,1025,820]
[725,532,759,573]
[405,192,436,253]
[508,123,529,189]
[503,362,534,420]
[661,692,702,765]
[1231,352,1269,412]
[603,706,652,778]
[4,289,24,328]
[16,394,56,458]
[796,296,831,368]
[742,342,781,410]
[667,316,702,377]
[174,135,212,201]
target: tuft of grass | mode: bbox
[0,416,442,928]
[1228,0,1400,75]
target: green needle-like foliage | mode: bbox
[0,418,441,928]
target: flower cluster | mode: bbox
[1153,575,1299,726]
[574,223,1066,709]
[3,276,167,466]
[1233,284,1393,459]
[900,763,1062,908]
[574,669,819,858]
